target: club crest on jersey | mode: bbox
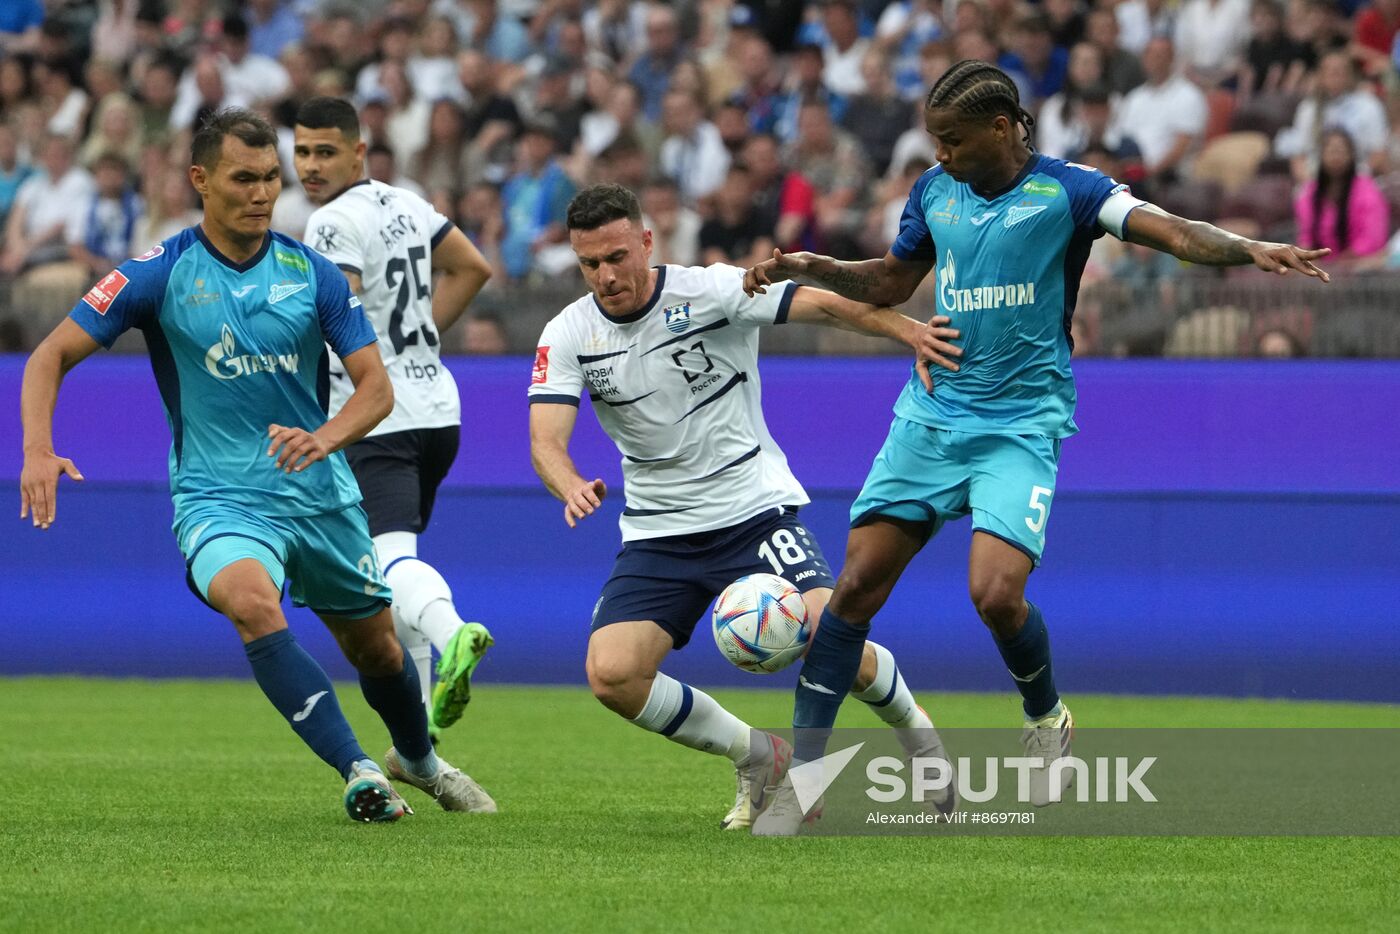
[663,302,692,334]
[82,269,128,315]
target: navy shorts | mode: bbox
[592,506,836,648]
[343,426,459,536]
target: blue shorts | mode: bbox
[850,417,1062,565]
[592,507,835,648]
[174,500,391,619]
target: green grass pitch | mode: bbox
[3,678,1398,933]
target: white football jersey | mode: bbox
[304,178,460,435]
[529,264,808,541]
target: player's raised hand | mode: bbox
[563,478,607,528]
[743,248,813,297]
[266,424,332,473]
[20,449,84,530]
[1247,242,1331,282]
[912,314,962,392]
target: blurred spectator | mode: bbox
[500,121,576,279]
[1174,0,1252,86]
[134,166,201,250]
[79,94,142,171]
[785,99,871,257]
[714,101,752,156]
[741,131,816,253]
[1255,327,1305,356]
[658,89,730,204]
[1085,7,1145,96]
[886,97,938,182]
[840,47,907,175]
[956,30,1032,102]
[666,58,712,114]
[136,56,181,147]
[380,62,431,168]
[412,17,466,103]
[170,15,290,132]
[579,77,659,160]
[36,58,87,140]
[457,49,523,184]
[583,0,644,64]
[592,133,650,189]
[66,152,144,279]
[458,180,505,274]
[629,4,686,121]
[1002,13,1068,106]
[1067,86,1146,187]
[85,58,125,110]
[1036,41,1109,159]
[1351,0,1400,79]
[1044,0,1086,48]
[774,43,846,142]
[1276,49,1387,178]
[874,0,945,102]
[0,55,36,124]
[528,56,587,152]
[356,18,415,104]
[0,122,35,231]
[1114,37,1206,182]
[463,311,509,354]
[699,164,775,266]
[366,142,427,198]
[820,0,871,97]
[1294,128,1390,262]
[874,156,930,250]
[92,0,140,64]
[1,134,93,276]
[416,99,470,196]
[270,44,319,130]
[1115,0,1175,56]
[1239,0,1315,98]
[641,177,701,267]
[247,0,305,61]
[0,0,43,55]
[440,0,532,63]
[727,33,784,134]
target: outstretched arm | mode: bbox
[20,319,101,528]
[530,401,607,528]
[783,285,961,389]
[744,248,934,306]
[1123,203,1331,280]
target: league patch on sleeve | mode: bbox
[532,346,551,384]
[81,269,129,315]
[133,245,164,262]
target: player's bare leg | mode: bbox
[586,620,787,829]
[756,518,926,835]
[968,531,1072,806]
[325,608,495,813]
[207,559,406,821]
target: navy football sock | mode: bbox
[244,629,365,779]
[359,644,438,775]
[993,601,1060,719]
[792,608,869,762]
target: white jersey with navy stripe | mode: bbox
[305,178,460,436]
[530,263,808,541]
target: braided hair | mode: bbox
[925,60,1036,149]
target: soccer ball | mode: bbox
[711,573,811,674]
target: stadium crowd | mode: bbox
[1,0,1399,356]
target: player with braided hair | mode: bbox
[741,60,1329,835]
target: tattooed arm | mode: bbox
[1123,203,1331,279]
[743,248,934,306]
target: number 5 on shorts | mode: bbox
[1025,485,1053,534]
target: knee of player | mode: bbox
[222,590,285,638]
[585,657,645,713]
[350,629,405,677]
[970,576,1023,628]
[828,568,889,624]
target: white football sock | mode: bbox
[406,637,433,708]
[631,672,752,764]
[372,533,437,706]
[373,532,464,653]
[854,641,940,755]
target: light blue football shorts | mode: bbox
[849,417,1062,565]
[174,500,391,618]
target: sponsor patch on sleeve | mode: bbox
[81,270,129,315]
[133,245,164,262]
[532,346,550,384]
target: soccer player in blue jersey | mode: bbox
[18,109,495,821]
[742,61,1329,833]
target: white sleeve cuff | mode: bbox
[1097,189,1148,240]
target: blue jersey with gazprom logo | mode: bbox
[890,155,1127,438]
[68,227,376,516]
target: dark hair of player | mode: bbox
[295,96,361,141]
[190,108,278,168]
[925,60,1036,149]
[566,183,643,231]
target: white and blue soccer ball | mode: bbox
[712,573,811,674]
